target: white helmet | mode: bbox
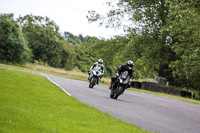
[98,59,103,64]
[127,60,134,70]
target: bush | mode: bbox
[0,14,31,64]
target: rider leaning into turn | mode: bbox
[88,59,104,84]
[109,60,134,90]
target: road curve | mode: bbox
[1,67,200,133]
[46,74,200,133]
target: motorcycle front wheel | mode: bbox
[110,90,114,98]
[89,77,97,88]
[113,86,123,99]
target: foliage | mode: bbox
[63,32,88,44]
[87,0,200,91]
[165,0,200,89]
[17,14,76,69]
[90,36,131,77]
[72,34,134,77]
[0,13,31,64]
[73,37,98,73]
[61,42,76,70]
[87,0,175,79]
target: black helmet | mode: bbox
[126,60,134,69]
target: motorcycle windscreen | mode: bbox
[121,71,128,79]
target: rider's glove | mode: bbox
[129,79,132,82]
[115,73,119,77]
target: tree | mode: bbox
[17,14,76,69]
[87,0,175,80]
[64,32,81,44]
[61,42,76,70]
[74,38,97,73]
[165,0,200,89]
[0,13,31,64]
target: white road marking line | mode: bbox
[41,74,72,97]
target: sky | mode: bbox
[0,0,124,39]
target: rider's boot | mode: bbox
[110,80,118,90]
[109,81,112,89]
[109,79,116,90]
[88,72,91,80]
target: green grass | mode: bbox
[0,63,110,86]
[0,68,149,133]
[129,88,200,105]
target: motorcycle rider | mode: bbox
[88,59,104,84]
[109,60,134,90]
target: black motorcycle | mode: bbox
[110,71,130,99]
[89,67,102,88]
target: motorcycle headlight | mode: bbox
[120,79,123,83]
[93,71,96,75]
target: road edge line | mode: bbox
[40,74,72,97]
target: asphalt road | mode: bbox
[1,67,200,133]
[46,74,200,133]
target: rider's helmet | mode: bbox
[98,59,103,64]
[126,60,134,70]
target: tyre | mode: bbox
[114,86,123,99]
[89,83,93,88]
[110,90,114,98]
[89,77,96,88]
[89,78,94,88]
[92,78,97,86]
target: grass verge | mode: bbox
[128,88,200,105]
[0,63,110,86]
[0,68,149,133]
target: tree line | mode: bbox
[0,13,76,70]
[86,0,200,92]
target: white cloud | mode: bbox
[0,0,124,38]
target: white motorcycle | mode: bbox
[89,67,102,88]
